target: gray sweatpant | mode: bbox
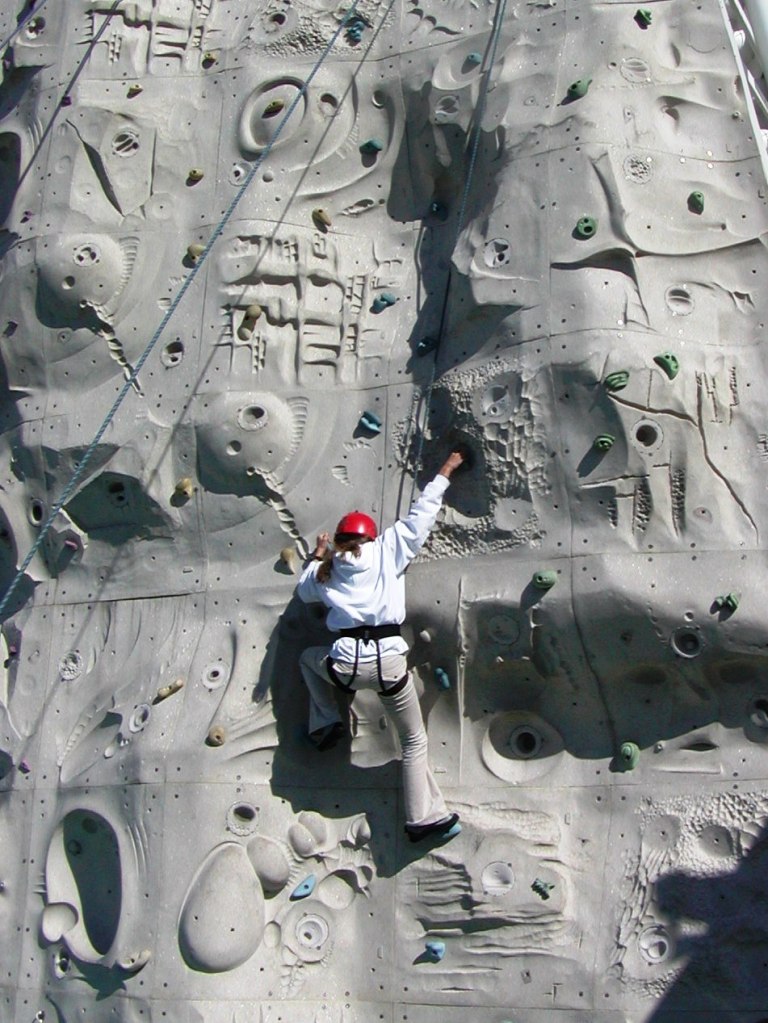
[299,645,449,829]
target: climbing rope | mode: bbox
[0,2,362,621]
[407,0,509,503]
[0,0,48,54]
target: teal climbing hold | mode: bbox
[567,77,592,100]
[687,190,705,214]
[434,667,450,690]
[359,411,382,434]
[653,353,679,379]
[715,593,740,613]
[360,138,384,154]
[533,570,557,591]
[466,51,482,66]
[634,8,652,27]
[531,878,554,899]
[604,370,629,392]
[619,741,640,770]
[290,874,316,901]
[424,940,446,961]
[372,292,397,313]
[575,215,598,239]
[593,434,615,451]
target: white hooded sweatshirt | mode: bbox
[297,474,450,662]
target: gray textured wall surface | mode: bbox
[1,0,768,1020]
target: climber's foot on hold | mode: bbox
[405,813,461,844]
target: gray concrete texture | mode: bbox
[1,0,768,1019]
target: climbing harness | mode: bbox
[0,1,364,622]
[406,0,509,507]
[326,623,408,695]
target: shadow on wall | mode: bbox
[648,819,768,1020]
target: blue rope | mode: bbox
[409,0,508,500]
[0,0,47,53]
[0,2,361,621]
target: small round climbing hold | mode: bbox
[653,353,679,379]
[360,138,384,154]
[567,77,592,100]
[574,216,598,239]
[634,8,652,27]
[174,477,195,499]
[290,874,317,901]
[532,570,557,591]
[416,336,438,356]
[187,168,204,183]
[466,51,483,66]
[593,434,615,451]
[603,370,629,392]
[687,190,705,214]
[619,741,640,770]
[206,725,226,747]
[372,292,397,313]
[202,51,218,68]
[312,208,332,228]
[187,243,205,264]
[127,84,143,98]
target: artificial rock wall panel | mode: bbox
[2,0,768,1020]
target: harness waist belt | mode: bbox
[338,623,402,641]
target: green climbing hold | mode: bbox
[264,99,285,117]
[653,353,679,379]
[575,216,598,239]
[634,8,652,27]
[533,570,557,591]
[619,741,640,770]
[604,370,629,392]
[688,190,705,214]
[360,138,384,154]
[567,78,592,100]
[531,878,554,900]
[715,592,740,613]
[187,168,204,183]
[593,434,615,451]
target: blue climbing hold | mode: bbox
[290,874,316,901]
[425,940,446,961]
[359,411,382,434]
[434,667,450,690]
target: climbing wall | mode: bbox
[2,0,768,1020]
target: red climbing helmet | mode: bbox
[335,511,377,540]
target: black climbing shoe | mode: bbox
[309,722,346,752]
[405,813,461,844]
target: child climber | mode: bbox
[295,450,465,843]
